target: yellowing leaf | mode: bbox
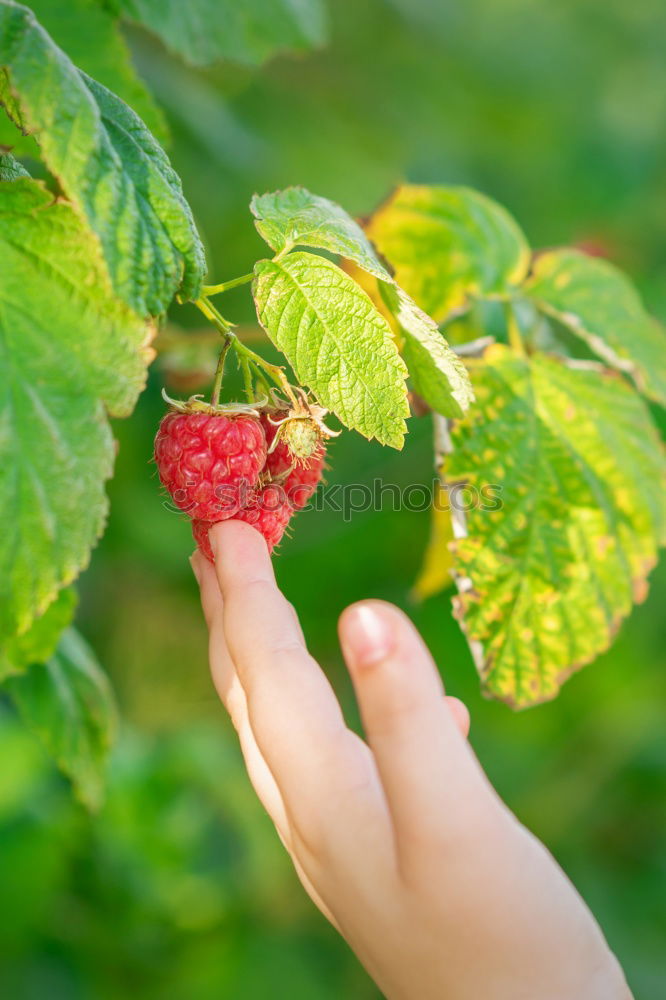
[448,347,666,708]
[526,249,666,407]
[340,259,397,330]
[367,184,530,322]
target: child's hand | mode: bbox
[191,522,631,1000]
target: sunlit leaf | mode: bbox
[379,282,473,417]
[252,186,391,279]
[253,251,409,447]
[253,187,473,418]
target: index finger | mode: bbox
[208,521,350,809]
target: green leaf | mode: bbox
[0,149,28,179]
[0,178,152,637]
[447,345,666,708]
[367,185,530,322]
[0,64,24,129]
[0,1,205,315]
[253,251,409,447]
[26,0,167,143]
[5,628,118,810]
[1,180,152,414]
[113,0,327,68]
[0,66,38,155]
[379,281,474,417]
[525,249,666,407]
[251,187,474,418]
[0,588,76,681]
[251,186,391,280]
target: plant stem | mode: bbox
[251,360,272,395]
[240,358,254,402]
[195,296,234,331]
[194,295,294,401]
[210,336,232,407]
[203,273,254,296]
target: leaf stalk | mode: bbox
[203,273,254,296]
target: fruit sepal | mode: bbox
[260,387,339,461]
[160,387,266,418]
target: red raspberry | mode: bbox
[236,482,294,548]
[192,484,293,563]
[191,518,216,563]
[154,410,266,521]
[261,413,326,510]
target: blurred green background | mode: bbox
[2,1,666,997]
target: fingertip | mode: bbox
[446,696,471,739]
[209,520,274,589]
[338,600,396,670]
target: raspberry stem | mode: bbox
[210,336,232,407]
[240,357,254,401]
[195,295,297,405]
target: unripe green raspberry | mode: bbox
[280,417,321,460]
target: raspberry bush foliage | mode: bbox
[1,1,665,804]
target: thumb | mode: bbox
[339,600,480,852]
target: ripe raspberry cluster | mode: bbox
[154,401,326,562]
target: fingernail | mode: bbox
[189,553,202,584]
[343,603,394,667]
